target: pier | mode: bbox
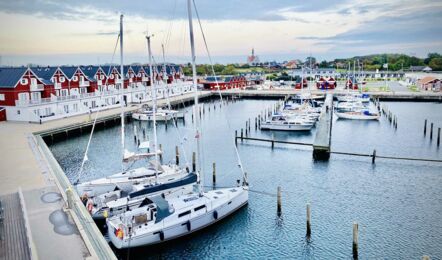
[313,94,333,160]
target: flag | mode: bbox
[383,63,388,69]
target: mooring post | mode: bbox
[235,130,238,146]
[437,128,441,147]
[212,162,216,185]
[159,144,163,163]
[277,186,282,217]
[137,139,140,147]
[271,133,275,149]
[372,149,376,164]
[306,203,311,237]
[430,123,433,140]
[192,152,196,172]
[424,119,427,136]
[248,118,251,132]
[175,146,179,165]
[255,117,258,130]
[192,113,194,123]
[245,122,248,137]
[353,222,359,259]
[241,128,244,141]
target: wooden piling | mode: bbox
[372,149,376,164]
[271,133,275,149]
[159,144,163,163]
[353,222,358,259]
[255,117,258,130]
[248,118,251,132]
[192,152,196,172]
[430,123,433,140]
[424,119,427,136]
[241,128,244,141]
[212,162,216,185]
[437,128,440,146]
[245,122,248,137]
[175,146,179,165]
[306,203,311,237]
[277,186,282,217]
[235,130,238,146]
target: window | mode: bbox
[61,89,68,96]
[18,93,29,101]
[17,110,20,115]
[178,210,191,218]
[91,100,97,108]
[34,109,40,117]
[83,102,88,107]
[100,75,104,80]
[45,107,51,116]
[110,74,114,79]
[194,205,206,212]
[72,76,78,81]
[20,78,28,85]
[60,76,65,83]
[31,92,41,100]
[73,103,78,112]
[64,105,69,113]
[0,94,5,101]
[137,73,141,77]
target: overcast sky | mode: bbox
[0,0,441,66]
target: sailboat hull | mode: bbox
[108,188,249,249]
[335,112,380,120]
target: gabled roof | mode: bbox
[101,65,119,76]
[59,66,79,79]
[80,65,101,79]
[31,66,57,81]
[418,76,439,85]
[0,67,28,88]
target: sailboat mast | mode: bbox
[119,14,125,166]
[146,35,160,181]
[187,0,203,193]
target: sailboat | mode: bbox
[107,2,248,248]
[76,15,194,200]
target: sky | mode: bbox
[0,0,441,66]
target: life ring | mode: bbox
[186,221,191,232]
[213,211,218,220]
[159,231,165,241]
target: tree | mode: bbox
[425,53,441,64]
[429,58,442,71]
[305,56,316,68]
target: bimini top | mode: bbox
[150,195,174,223]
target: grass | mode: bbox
[407,85,420,92]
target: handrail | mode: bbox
[34,135,117,260]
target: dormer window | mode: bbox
[137,73,141,77]
[72,76,78,81]
[60,76,65,83]
[20,78,28,85]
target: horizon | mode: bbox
[0,0,441,66]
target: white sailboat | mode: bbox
[335,109,380,120]
[260,113,315,131]
[76,15,193,199]
[107,2,248,248]
[132,106,184,121]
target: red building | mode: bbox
[316,76,336,89]
[200,76,247,90]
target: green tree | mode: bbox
[429,58,442,71]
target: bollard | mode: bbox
[353,222,358,259]
[430,123,433,140]
[241,128,244,141]
[159,144,163,163]
[372,149,376,164]
[306,203,311,237]
[277,186,282,217]
[212,162,216,185]
[437,128,441,146]
[175,146,179,165]
[424,119,427,136]
[192,152,196,172]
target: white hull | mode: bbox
[335,112,380,120]
[108,187,248,248]
[76,165,186,197]
[260,122,314,131]
[132,110,184,121]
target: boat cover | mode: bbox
[150,195,174,223]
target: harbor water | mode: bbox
[48,98,442,259]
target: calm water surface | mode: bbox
[49,99,442,259]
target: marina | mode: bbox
[1,0,442,259]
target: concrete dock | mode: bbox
[313,94,334,160]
